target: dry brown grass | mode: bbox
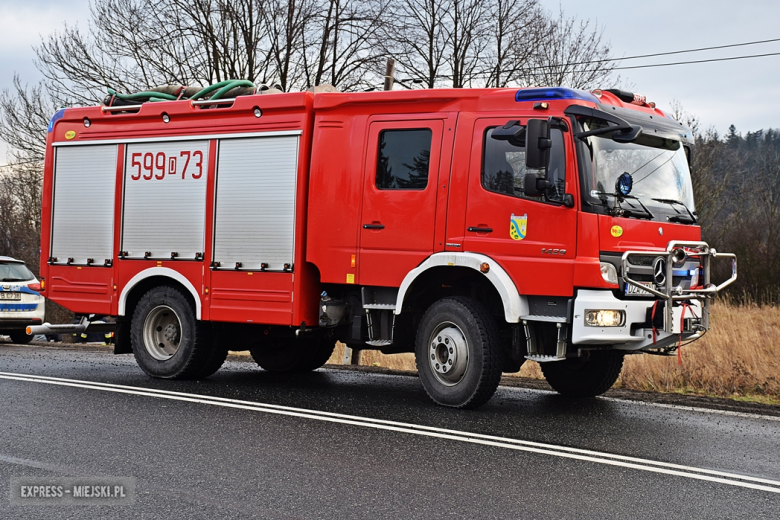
[326,301,780,403]
[618,301,780,402]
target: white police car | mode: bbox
[0,256,45,344]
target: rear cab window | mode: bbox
[376,129,433,190]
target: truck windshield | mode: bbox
[578,122,695,218]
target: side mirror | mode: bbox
[525,119,551,169]
[524,174,550,197]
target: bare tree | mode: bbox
[523,9,616,89]
[386,0,450,88]
[300,0,388,90]
[445,0,489,88]
[481,0,545,88]
[0,76,54,164]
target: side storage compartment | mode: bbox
[48,144,118,313]
[209,134,300,324]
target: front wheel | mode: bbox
[415,297,502,409]
[541,351,624,397]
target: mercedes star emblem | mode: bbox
[653,257,667,286]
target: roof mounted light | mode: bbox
[48,109,66,133]
[515,88,600,104]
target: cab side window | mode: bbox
[376,129,432,190]
[482,125,566,203]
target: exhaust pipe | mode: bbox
[27,317,115,336]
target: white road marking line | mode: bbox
[496,383,780,422]
[2,371,779,494]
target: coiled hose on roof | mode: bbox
[102,79,275,107]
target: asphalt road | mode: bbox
[1,342,779,519]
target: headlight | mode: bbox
[600,262,618,285]
[585,309,625,327]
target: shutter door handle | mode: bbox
[467,227,493,233]
[363,224,385,230]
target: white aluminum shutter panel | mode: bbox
[213,136,299,270]
[122,141,209,259]
[51,145,117,265]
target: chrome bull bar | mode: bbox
[621,241,737,334]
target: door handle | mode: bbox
[363,224,385,230]
[467,227,493,233]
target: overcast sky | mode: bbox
[2,0,780,162]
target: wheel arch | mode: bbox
[395,253,528,322]
[118,268,202,319]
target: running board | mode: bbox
[524,354,565,363]
[522,319,568,362]
[366,340,393,347]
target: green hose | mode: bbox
[189,80,236,101]
[107,79,257,106]
[107,88,178,101]
[209,80,256,100]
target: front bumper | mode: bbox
[621,241,736,334]
[572,289,700,350]
[569,241,736,352]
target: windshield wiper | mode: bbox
[591,192,655,220]
[0,277,27,282]
[651,198,698,224]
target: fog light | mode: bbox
[585,309,625,327]
[600,262,618,285]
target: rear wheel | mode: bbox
[131,286,222,379]
[9,331,34,344]
[415,297,502,409]
[250,336,335,372]
[541,351,624,397]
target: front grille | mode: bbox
[628,255,656,267]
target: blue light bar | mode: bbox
[515,88,600,104]
[47,109,66,133]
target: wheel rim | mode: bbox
[142,305,182,361]
[428,322,469,386]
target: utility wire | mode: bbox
[611,51,780,70]
[416,49,780,82]
[557,37,780,66]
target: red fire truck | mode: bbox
[34,84,737,408]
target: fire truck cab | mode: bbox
[38,85,736,408]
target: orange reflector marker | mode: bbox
[26,327,32,335]
[480,262,490,273]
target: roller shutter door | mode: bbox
[50,145,117,265]
[122,141,209,259]
[213,136,299,271]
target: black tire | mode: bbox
[130,286,220,379]
[415,296,502,409]
[250,336,335,372]
[541,351,624,397]
[297,337,337,371]
[9,331,34,344]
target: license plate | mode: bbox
[625,282,654,296]
[0,292,21,300]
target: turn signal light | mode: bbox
[585,309,625,327]
[480,262,490,273]
[599,262,618,285]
